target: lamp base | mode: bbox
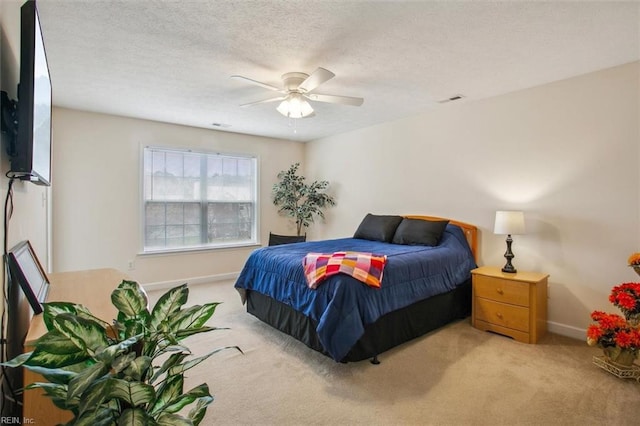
[501,264,517,274]
[502,234,517,273]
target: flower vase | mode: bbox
[603,346,637,367]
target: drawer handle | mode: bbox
[496,288,504,295]
[496,312,503,319]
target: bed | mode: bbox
[234,215,478,363]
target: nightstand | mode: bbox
[471,266,549,343]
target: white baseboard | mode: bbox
[547,320,586,341]
[142,272,239,292]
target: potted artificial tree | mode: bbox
[271,163,336,244]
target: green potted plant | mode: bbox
[4,280,240,425]
[272,162,336,237]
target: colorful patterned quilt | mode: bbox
[303,251,387,289]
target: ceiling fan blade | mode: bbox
[298,67,335,93]
[240,96,286,107]
[305,93,364,106]
[231,75,282,92]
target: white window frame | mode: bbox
[140,145,259,254]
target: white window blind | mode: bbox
[143,147,257,252]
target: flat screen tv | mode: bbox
[12,0,52,186]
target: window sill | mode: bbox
[139,242,261,257]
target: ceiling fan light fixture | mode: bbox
[277,93,314,118]
[234,67,363,119]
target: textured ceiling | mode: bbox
[34,0,639,142]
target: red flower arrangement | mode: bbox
[587,311,640,351]
[609,282,640,319]
[587,281,640,365]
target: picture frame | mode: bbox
[6,240,49,314]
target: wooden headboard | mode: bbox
[404,215,478,262]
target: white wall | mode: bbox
[52,108,304,285]
[305,62,640,337]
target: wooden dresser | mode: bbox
[471,266,548,344]
[22,268,126,424]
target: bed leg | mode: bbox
[370,355,380,365]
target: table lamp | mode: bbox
[494,210,525,273]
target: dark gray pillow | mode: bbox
[353,214,403,242]
[392,218,449,246]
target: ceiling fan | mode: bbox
[231,67,364,119]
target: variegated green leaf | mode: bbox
[112,280,149,319]
[35,329,82,354]
[117,280,149,300]
[121,317,147,341]
[95,334,142,364]
[150,284,188,330]
[151,337,188,359]
[52,397,75,412]
[23,364,78,384]
[26,382,78,410]
[112,352,137,374]
[174,326,221,340]
[188,396,213,426]
[154,331,182,348]
[157,413,193,426]
[75,405,118,426]
[118,280,141,290]
[124,356,152,382]
[1,351,31,367]
[25,381,67,393]
[106,378,155,407]
[117,408,155,426]
[67,361,108,402]
[77,377,110,418]
[167,346,241,377]
[52,313,109,355]
[168,303,220,332]
[150,352,188,384]
[150,374,183,415]
[160,383,210,414]
[26,346,88,368]
[43,301,83,331]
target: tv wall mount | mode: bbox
[0,90,19,157]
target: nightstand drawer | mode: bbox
[475,298,529,332]
[474,275,530,307]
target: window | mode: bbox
[143,147,257,252]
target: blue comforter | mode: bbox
[234,224,476,361]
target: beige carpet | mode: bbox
[148,280,640,426]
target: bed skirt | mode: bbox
[246,279,472,362]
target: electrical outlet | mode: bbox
[127,260,135,270]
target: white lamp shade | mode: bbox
[494,211,525,235]
[276,93,314,118]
